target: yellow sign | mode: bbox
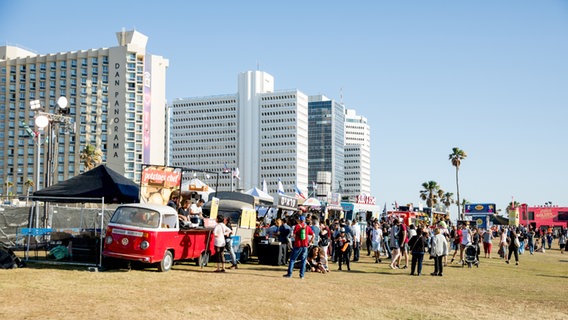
[209,197,219,220]
[240,208,257,229]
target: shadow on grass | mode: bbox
[536,274,568,279]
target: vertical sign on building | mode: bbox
[143,59,152,163]
[107,48,127,172]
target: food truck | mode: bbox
[102,203,215,272]
[103,165,220,272]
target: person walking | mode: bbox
[430,227,448,276]
[334,227,352,271]
[527,228,535,255]
[409,229,428,276]
[283,215,314,279]
[506,230,520,265]
[389,219,402,269]
[482,228,493,258]
[351,220,361,262]
[224,216,238,269]
[371,220,383,263]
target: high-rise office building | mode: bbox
[344,108,371,199]
[169,71,309,195]
[0,30,169,195]
[308,95,345,197]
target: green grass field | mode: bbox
[1,244,567,320]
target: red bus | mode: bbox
[518,204,568,236]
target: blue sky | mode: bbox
[1,1,567,220]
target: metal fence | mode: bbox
[0,196,118,268]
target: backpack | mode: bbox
[299,224,307,241]
[319,230,329,247]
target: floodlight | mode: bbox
[56,96,68,110]
[34,114,49,129]
[30,100,42,111]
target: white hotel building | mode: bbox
[0,30,169,194]
[169,71,309,195]
[343,109,371,199]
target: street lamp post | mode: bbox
[30,97,73,227]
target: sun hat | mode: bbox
[340,227,345,233]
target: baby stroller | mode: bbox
[462,244,479,268]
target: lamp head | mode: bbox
[56,97,68,110]
[34,114,49,129]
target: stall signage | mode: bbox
[356,194,376,205]
[278,195,298,208]
[464,203,496,213]
[328,193,341,206]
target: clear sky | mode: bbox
[1,1,567,220]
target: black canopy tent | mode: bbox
[32,164,139,203]
[491,215,510,225]
[25,165,139,268]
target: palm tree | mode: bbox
[449,147,467,220]
[419,181,444,209]
[460,198,470,218]
[24,179,34,205]
[441,192,455,212]
[3,180,13,202]
[507,201,520,211]
[80,144,103,172]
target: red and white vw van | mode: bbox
[103,203,215,272]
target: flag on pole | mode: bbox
[394,201,399,210]
[294,185,306,200]
[223,163,230,174]
[262,179,268,193]
[383,202,387,215]
[232,167,240,180]
[277,178,285,195]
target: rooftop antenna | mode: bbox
[340,87,343,105]
[256,60,260,71]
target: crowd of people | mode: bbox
[166,192,566,276]
[254,212,568,278]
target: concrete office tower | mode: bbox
[0,30,169,195]
[308,95,345,197]
[344,109,371,199]
[169,71,309,195]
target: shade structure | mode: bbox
[302,197,321,207]
[32,164,139,203]
[181,178,215,200]
[244,187,274,203]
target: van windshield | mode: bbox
[110,207,160,228]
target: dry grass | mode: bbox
[1,243,567,320]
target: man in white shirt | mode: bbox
[189,199,205,225]
[351,220,362,262]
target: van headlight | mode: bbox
[105,235,113,245]
[140,240,150,250]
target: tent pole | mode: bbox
[98,197,105,269]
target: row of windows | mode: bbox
[260,141,297,148]
[7,67,109,82]
[171,114,236,122]
[173,100,237,108]
[260,125,297,132]
[260,110,296,117]
[261,102,298,109]
[261,94,297,101]
[5,57,109,73]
